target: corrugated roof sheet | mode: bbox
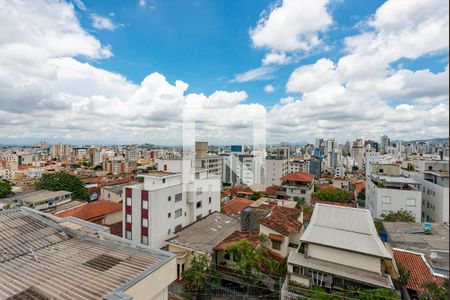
[0,208,175,300]
[301,204,391,259]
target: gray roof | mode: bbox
[301,204,392,259]
[288,252,394,289]
[0,208,175,300]
[167,212,240,253]
[5,190,71,204]
[372,175,419,185]
[383,222,449,272]
[101,183,135,195]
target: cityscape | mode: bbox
[0,0,449,300]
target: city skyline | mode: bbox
[0,0,448,144]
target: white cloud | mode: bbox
[139,0,146,7]
[90,14,116,31]
[279,0,449,143]
[73,0,86,11]
[232,66,277,83]
[264,84,275,93]
[250,0,332,52]
[262,52,293,65]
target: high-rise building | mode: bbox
[380,135,390,154]
[50,143,73,159]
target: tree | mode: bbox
[352,165,359,172]
[374,210,415,232]
[398,264,411,286]
[182,253,211,293]
[357,188,365,200]
[381,210,415,222]
[251,192,261,200]
[419,279,449,300]
[35,172,88,199]
[315,189,349,203]
[0,180,12,198]
[93,164,103,171]
[294,196,305,209]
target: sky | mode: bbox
[0,0,448,145]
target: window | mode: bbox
[272,240,281,250]
[142,218,148,228]
[208,197,212,204]
[196,201,202,209]
[168,196,171,202]
[175,224,182,232]
[162,179,166,184]
[195,172,200,180]
[175,193,182,202]
[406,198,416,207]
[382,196,391,204]
[126,231,132,240]
[141,235,148,245]
[168,229,171,235]
[175,209,182,218]
[224,253,230,260]
[126,214,132,223]
[126,197,132,206]
[196,214,202,220]
[168,213,171,218]
[209,209,212,214]
[196,188,202,195]
[142,200,148,210]
[300,190,306,194]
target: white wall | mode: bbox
[308,244,381,274]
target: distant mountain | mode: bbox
[402,137,449,144]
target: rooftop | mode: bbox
[258,206,302,235]
[393,249,445,292]
[166,212,240,253]
[383,222,449,273]
[101,182,137,195]
[0,208,175,300]
[55,200,122,221]
[213,231,260,251]
[281,172,314,183]
[371,175,420,185]
[301,204,391,259]
[5,190,71,204]
[223,197,254,215]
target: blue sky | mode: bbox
[0,0,448,145]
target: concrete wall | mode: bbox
[308,244,381,274]
[260,224,289,257]
[266,159,288,186]
[124,257,176,300]
[104,210,122,225]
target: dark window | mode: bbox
[168,196,171,201]
[224,253,230,260]
[196,214,202,220]
[175,193,182,202]
[168,213,171,218]
[196,201,202,209]
[272,240,281,250]
[175,224,182,232]
[208,197,212,204]
[162,179,166,184]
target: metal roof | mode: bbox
[0,208,175,300]
[301,204,392,259]
[166,212,240,253]
[6,190,71,204]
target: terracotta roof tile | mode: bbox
[223,197,253,215]
[268,233,284,242]
[354,181,365,194]
[56,200,122,221]
[394,249,444,292]
[213,231,260,251]
[265,185,279,196]
[259,206,302,235]
[281,172,314,182]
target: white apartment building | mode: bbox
[51,143,73,159]
[123,159,221,249]
[288,159,310,174]
[366,164,422,221]
[266,158,288,186]
[222,153,265,186]
[402,161,449,223]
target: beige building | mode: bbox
[285,204,394,295]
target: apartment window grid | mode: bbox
[406,198,416,207]
[142,218,148,228]
[175,208,182,218]
[175,193,182,202]
[381,196,391,204]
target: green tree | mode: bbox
[315,189,349,203]
[182,253,220,295]
[294,196,305,209]
[0,180,12,198]
[356,288,399,299]
[398,264,411,286]
[35,172,88,199]
[251,192,261,200]
[419,279,449,300]
[93,164,103,171]
[381,210,415,222]
[357,188,365,200]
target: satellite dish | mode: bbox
[430,252,438,259]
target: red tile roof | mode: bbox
[265,185,279,196]
[311,200,356,207]
[393,249,444,292]
[56,200,122,221]
[223,197,253,215]
[281,172,314,182]
[268,233,284,242]
[354,181,365,194]
[213,231,260,251]
[259,206,302,235]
